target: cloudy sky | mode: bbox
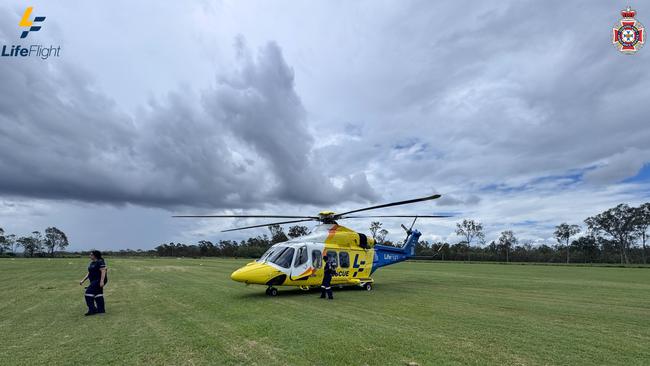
[1,1,649,251]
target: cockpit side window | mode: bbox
[270,247,295,269]
[312,250,322,268]
[267,247,286,263]
[294,246,308,267]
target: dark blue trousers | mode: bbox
[320,276,333,299]
[85,281,105,313]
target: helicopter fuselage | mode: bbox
[230,223,420,291]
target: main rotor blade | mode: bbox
[221,218,316,232]
[336,194,441,217]
[341,214,451,218]
[173,215,318,219]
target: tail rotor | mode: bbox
[400,216,418,245]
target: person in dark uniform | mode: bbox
[79,250,108,316]
[320,254,334,300]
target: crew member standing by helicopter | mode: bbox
[320,254,334,300]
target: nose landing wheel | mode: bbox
[265,287,278,296]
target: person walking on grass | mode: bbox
[320,254,335,300]
[79,250,108,316]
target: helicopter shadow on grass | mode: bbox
[232,284,384,299]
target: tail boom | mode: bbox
[371,229,421,273]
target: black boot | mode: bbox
[85,294,97,315]
[320,286,326,298]
[95,294,105,314]
[327,288,334,300]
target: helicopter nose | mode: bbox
[230,262,281,285]
[230,267,248,282]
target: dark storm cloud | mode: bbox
[0,16,377,208]
[202,38,377,205]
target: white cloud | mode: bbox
[584,148,649,184]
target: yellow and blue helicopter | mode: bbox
[176,194,448,296]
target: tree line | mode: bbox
[429,202,649,264]
[2,202,648,264]
[0,227,69,257]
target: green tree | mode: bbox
[44,227,69,256]
[5,234,17,253]
[455,219,485,261]
[554,223,581,264]
[415,240,432,256]
[268,224,288,244]
[198,240,215,256]
[18,231,43,257]
[571,236,598,263]
[455,219,485,246]
[585,204,637,264]
[633,203,650,264]
[0,228,6,254]
[498,230,517,263]
[218,240,238,257]
[287,225,311,239]
[377,229,389,243]
[369,222,383,241]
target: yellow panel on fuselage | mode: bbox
[285,224,375,286]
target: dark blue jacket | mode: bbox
[88,259,108,284]
[322,261,335,285]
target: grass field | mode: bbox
[1,258,649,365]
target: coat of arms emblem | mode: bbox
[613,7,644,54]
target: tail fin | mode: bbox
[402,229,421,256]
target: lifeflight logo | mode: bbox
[1,6,61,60]
[19,6,45,38]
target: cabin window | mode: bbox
[312,250,322,268]
[294,246,308,267]
[339,251,350,268]
[269,247,295,269]
[326,251,338,267]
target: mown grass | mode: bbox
[0,258,649,365]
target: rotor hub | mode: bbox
[318,211,338,224]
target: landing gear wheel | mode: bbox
[267,287,278,296]
[363,283,373,291]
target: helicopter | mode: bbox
[174,194,449,296]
